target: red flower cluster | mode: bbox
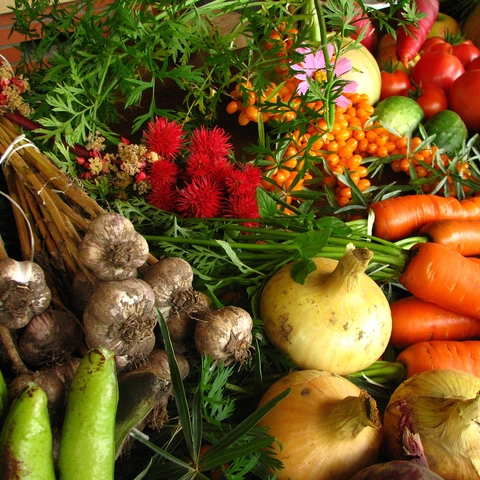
[145,117,262,220]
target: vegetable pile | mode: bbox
[2,0,480,478]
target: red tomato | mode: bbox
[380,70,412,100]
[452,42,480,68]
[449,70,480,132]
[468,57,480,71]
[421,37,449,54]
[410,82,448,119]
[412,51,465,94]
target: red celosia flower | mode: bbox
[186,153,234,181]
[224,163,262,197]
[185,152,215,179]
[144,117,185,159]
[227,192,260,222]
[176,177,224,218]
[147,159,179,189]
[188,125,232,161]
[147,182,178,212]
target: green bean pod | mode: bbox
[0,370,9,428]
[57,347,118,480]
[0,382,56,480]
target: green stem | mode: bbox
[314,0,335,129]
[144,234,407,269]
[347,361,407,385]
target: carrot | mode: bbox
[399,242,480,320]
[370,194,480,241]
[390,296,480,349]
[396,340,480,378]
[419,219,480,256]
[395,0,440,64]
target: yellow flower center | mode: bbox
[314,69,328,83]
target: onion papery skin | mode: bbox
[257,369,383,480]
[383,369,480,480]
[259,247,392,375]
[349,460,445,479]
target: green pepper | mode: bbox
[0,382,56,480]
[57,347,118,480]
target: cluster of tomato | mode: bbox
[378,34,480,130]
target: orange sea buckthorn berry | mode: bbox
[245,105,259,122]
[226,100,240,115]
[238,111,250,126]
[338,196,351,207]
[415,165,428,178]
[326,153,340,166]
[346,154,363,171]
[357,178,371,191]
[390,159,402,172]
[399,157,411,172]
[283,157,298,169]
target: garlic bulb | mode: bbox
[78,213,149,282]
[194,306,253,365]
[0,258,52,329]
[83,278,157,365]
[141,256,194,319]
[18,309,83,367]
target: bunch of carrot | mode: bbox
[367,193,480,379]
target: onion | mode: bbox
[257,369,383,480]
[194,306,253,365]
[383,369,480,480]
[350,401,444,479]
[349,461,445,479]
[259,244,392,375]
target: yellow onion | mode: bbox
[257,369,383,480]
[259,244,392,375]
[383,369,480,479]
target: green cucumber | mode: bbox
[374,96,425,136]
[424,109,468,155]
[0,382,56,480]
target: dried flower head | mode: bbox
[0,59,33,116]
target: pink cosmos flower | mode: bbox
[290,44,358,107]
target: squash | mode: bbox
[341,40,382,105]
